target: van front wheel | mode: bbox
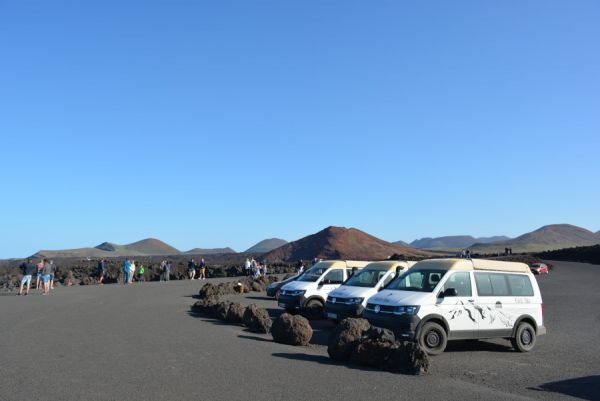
[303,299,324,320]
[418,322,447,355]
[511,322,536,352]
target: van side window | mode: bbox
[475,273,514,296]
[443,272,472,297]
[322,269,343,284]
[507,274,534,296]
[382,272,395,287]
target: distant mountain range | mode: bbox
[244,238,288,253]
[263,226,432,262]
[185,247,236,255]
[468,224,600,253]
[407,235,511,251]
[20,223,600,261]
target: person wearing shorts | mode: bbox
[35,259,44,290]
[18,258,37,296]
[199,258,206,280]
[41,260,53,295]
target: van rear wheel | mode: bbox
[418,322,447,355]
[303,299,324,320]
[511,322,536,352]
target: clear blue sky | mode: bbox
[1,1,599,258]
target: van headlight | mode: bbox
[282,290,305,297]
[347,297,364,305]
[393,306,420,315]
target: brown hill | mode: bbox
[244,238,288,253]
[185,247,236,255]
[469,224,600,253]
[34,238,181,258]
[262,226,431,262]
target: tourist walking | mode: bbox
[18,258,37,296]
[97,258,105,284]
[123,259,131,284]
[41,259,53,295]
[199,258,206,280]
[187,259,197,280]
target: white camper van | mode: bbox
[324,260,416,321]
[364,258,546,355]
[278,260,370,319]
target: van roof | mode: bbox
[411,258,530,273]
[364,261,417,271]
[318,260,371,269]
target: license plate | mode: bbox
[327,312,337,319]
[278,302,286,308]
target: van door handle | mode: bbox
[495,301,502,308]
[468,299,474,303]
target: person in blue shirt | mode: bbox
[123,259,131,285]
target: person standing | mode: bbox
[165,260,171,282]
[159,260,166,282]
[123,259,131,284]
[296,260,304,275]
[35,259,44,290]
[244,258,251,276]
[129,260,136,284]
[18,258,37,296]
[97,258,105,284]
[199,258,206,280]
[41,259,53,295]
[49,260,57,289]
[137,264,144,282]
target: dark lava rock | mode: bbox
[349,327,397,368]
[198,283,221,299]
[191,296,220,315]
[215,301,232,320]
[242,303,272,333]
[387,341,430,375]
[271,313,313,346]
[327,318,371,362]
[225,302,245,324]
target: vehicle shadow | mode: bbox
[245,295,273,301]
[271,352,383,373]
[444,340,513,353]
[529,375,600,400]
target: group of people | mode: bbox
[18,258,57,295]
[187,258,207,280]
[244,258,267,278]
[120,259,146,284]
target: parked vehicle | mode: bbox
[278,260,371,319]
[363,258,546,355]
[530,263,549,275]
[266,274,300,299]
[324,260,416,321]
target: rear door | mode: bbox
[436,271,477,339]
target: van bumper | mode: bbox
[537,325,547,336]
[324,302,364,320]
[363,310,420,340]
[277,294,304,310]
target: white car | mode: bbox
[278,260,370,319]
[324,260,416,321]
[364,258,546,355]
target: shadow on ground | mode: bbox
[529,375,600,400]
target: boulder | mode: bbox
[198,283,221,299]
[349,327,397,368]
[327,318,371,362]
[191,296,220,315]
[242,304,272,333]
[271,313,313,346]
[225,302,245,324]
[215,301,232,320]
[387,341,430,375]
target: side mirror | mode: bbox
[440,288,458,298]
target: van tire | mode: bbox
[511,322,536,352]
[418,322,447,355]
[303,299,324,320]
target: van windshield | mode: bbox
[298,266,327,282]
[344,269,388,288]
[386,269,447,292]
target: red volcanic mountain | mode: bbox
[263,226,432,262]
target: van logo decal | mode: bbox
[374,305,381,314]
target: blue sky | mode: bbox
[1,1,599,258]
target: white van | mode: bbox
[278,260,370,319]
[363,258,546,355]
[324,261,416,321]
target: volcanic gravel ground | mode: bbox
[1,261,598,401]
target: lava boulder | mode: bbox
[271,313,313,346]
